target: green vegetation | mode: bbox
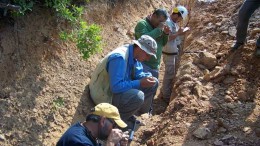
[13,0,34,15]
[52,96,65,109]
[11,0,102,59]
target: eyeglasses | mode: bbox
[107,118,117,128]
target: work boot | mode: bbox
[231,43,244,51]
[255,46,260,58]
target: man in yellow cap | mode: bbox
[56,103,129,146]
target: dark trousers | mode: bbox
[236,0,260,47]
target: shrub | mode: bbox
[11,0,102,59]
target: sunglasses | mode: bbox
[107,118,117,128]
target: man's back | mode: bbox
[57,122,97,146]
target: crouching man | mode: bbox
[89,35,158,127]
[56,103,129,146]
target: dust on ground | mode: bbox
[134,0,260,146]
[0,0,260,146]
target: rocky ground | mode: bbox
[134,0,260,146]
[0,0,260,146]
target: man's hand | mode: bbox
[163,25,171,35]
[177,27,190,36]
[106,129,129,146]
[140,77,156,88]
[158,22,166,29]
[119,131,129,146]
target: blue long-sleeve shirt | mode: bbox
[56,122,99,146]
[106,45,151,93]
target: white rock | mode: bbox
[214,140,224,146]
[0,134,6,141]
[243,127,252,134]
[225,90,231,95]
[216,22,222,27]
[201,95,209,100]
[203,66,223,81]
[228,26,236,37]
[185,122,191,127]
[194,84,203,97]
[199,52,217,70]
[224,95,233,102]
[193,127,211,139]
[221,31,228,34]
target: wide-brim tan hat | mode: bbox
[133,35,157,59]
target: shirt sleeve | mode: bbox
[107,55,140,93]
[134,20,164,39]
[134,62,152,79]
[162,33,169,46]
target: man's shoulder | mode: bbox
[57,123,96,146]
[108,44,131,61]
[136,18,148,25]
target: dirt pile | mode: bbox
[135,0,260,145]
[1,0,259,146]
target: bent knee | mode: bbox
[136,90,145,102]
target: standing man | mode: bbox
[57,103,129,146]
[135,8,171,78]
[161,6,189,103]
[89,35,158,128]
[231,0,260,57]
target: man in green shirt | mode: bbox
[134,8,170,114]
[135,8,170,78]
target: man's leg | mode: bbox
[257,36,260,48]
[141,63,159,114]
[232,1,260,50]
[138,78,159,114]
[162,55,176,102]
[256,36,260,57]
[112,89,144,122]
[162,64,175,100]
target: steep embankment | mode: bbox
[0,0,173,145]
[136,0,260,145]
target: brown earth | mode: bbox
[134,0,260,146]
[0,0,260,146]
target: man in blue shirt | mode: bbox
[89,35,158,128]
[56,103,129,146]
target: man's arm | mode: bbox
[162,32,169,46]
[107,55,140,93]
[134,20,163,39]
[133,62,152,79]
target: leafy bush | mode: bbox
[11,0,102,59]
[13,0,34,15]
[77,22,102,59]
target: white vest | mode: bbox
[89,44,130,104]
[163,18,181,53]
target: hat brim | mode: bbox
[133,40,157,59]
[114,119,127,128]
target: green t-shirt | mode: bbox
[134,18,168,69]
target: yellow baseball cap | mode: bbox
[92,103,127,128]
